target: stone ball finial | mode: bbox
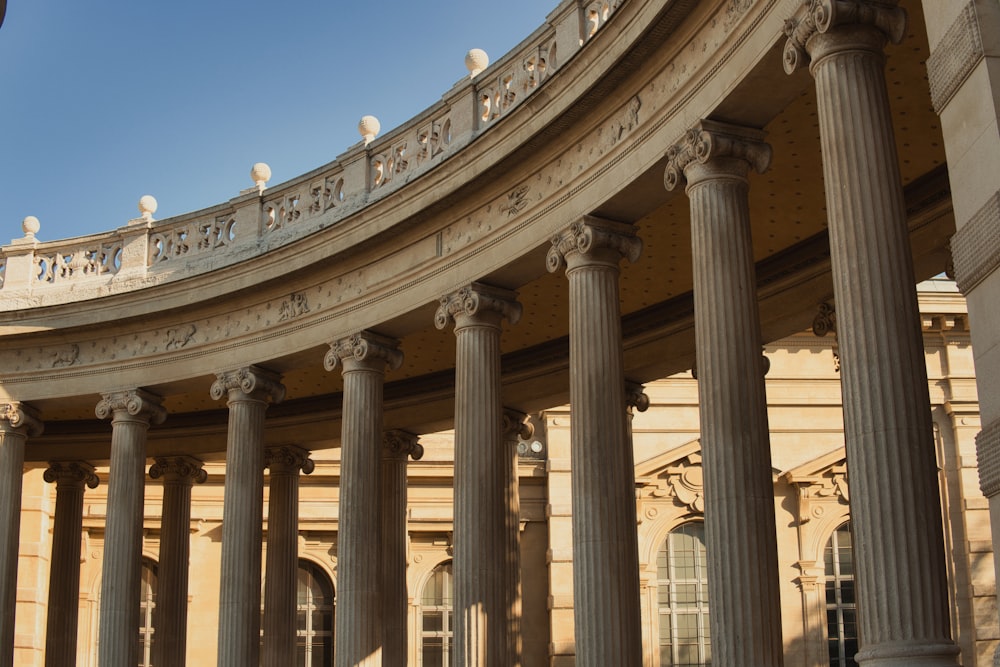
[465,49,489,78]
[251,162,272,193]
[138,195,158,221]
[21,215,40,239]
[358,115,381,147]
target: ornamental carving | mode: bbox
[434,283,522,330]
[209,366,286,403]
[383,430,424,461]
[165,324,197,350]
[0,402,43,437]
[52,344,79,368]
[44,461,99,488]
[502,409,534,442]
[278,293,311,321]
[500,185,530,217]
[324,331,403,373]
[626,382,650,413]
[782,0,907,74]
[606,96,641,147]
[264,446,315,474]
[546,216,642,273]
[812,302,836,337]
[663,120,771,191]
[647,452,705,514]
[783,455,850,524]
[95,389,167,425]
[149,455,208,484]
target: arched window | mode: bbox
[657,522,710,666]
[139,557,157,667]
[418,561,454,667]
[825,522,857,667]
[296,559,335,666]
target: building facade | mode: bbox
[3,0,1000,666]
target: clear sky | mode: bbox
[0,1,553,242]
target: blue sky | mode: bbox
[0,1,552,242]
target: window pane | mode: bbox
[657,523,710,667]
[826,523,857,667]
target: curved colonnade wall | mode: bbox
[0,0,951,457]
[3,0,996,666]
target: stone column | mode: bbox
[664,119,783,666]
[380,430,422,667]
[547,218,642,667]
[43,461,98,667]
[325,332,402,667]
[784,3,961,664]
[0,403,42,667]
[501,410,532,667]
[95,390,166,667]
[435,283,521,667]
[211,367,285,667]
[262,446,314,667]
[147,456,206,667]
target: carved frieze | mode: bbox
[926,2,982,113]
[52,344,79,368]
[278,293,311,321]
[165,324,197,350]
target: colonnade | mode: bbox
[0,2,970,665]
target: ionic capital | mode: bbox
[95,389,167,425]
[210,366,285,404]
[783,0,907,74]
[149,455,208,484]
[0,402,43,437]
[44,461,99,489]
[663,120,771,191]
[324,331,403,373]
[383,430,424,461]
[434,282,522,331]
[264,445,315,475]
[625,382,650,413]
[546,216,642,273]
[502,409,534,442]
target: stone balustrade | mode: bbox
[0,0,627,302]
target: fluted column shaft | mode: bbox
[327,332,403,667]
[212,367,285,667]
[501,411,532,667]
[262,446,313,667]
[96,390,166,667]
[666,120,782,666]
[436,284,521,667]
[785,3,960,664]
[380,431,422,667]
[0,404,41,667]
[149,456,206,667]
[44,462,98,667]
[547,218,643,667]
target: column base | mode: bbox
[856,640,961,667]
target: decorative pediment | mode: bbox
[635,440,704,514]
[779,448,849,524]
